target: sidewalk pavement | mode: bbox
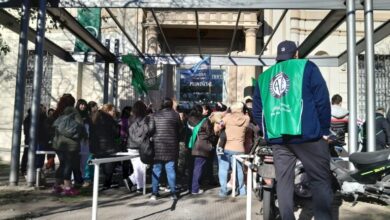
[0,163,389,220]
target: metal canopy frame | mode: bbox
[195,10,202,58]
[150,9,178,64]
[259,9,288,58]
[0,9,75,62]
[0,6,386,66]
[140,54,340,67]
[338,20,390,65]
[3,0,389,187]
[105,8,145,60]
[298,10,346,58]
[228,10,241,58]
[50,0,390,10]
[47,8,116,62]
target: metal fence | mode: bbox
[358,54,390,120]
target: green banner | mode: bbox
[74,8,101,52]
[122,54,148,95]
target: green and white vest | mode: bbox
[258,59,307,139]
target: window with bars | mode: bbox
[358,54,390,120]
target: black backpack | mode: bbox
[128,116,154,164]
[53,113,84,140]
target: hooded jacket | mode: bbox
[52,107,85,152]
[222,112,250,153]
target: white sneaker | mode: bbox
[150,195,157,201]
[159,186,167,191]
[191,189,204,195]
[227,182,232,189]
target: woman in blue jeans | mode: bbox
[218,102,250,197]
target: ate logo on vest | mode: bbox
[269,72,290,98]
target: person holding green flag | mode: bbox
[252,40,333,220]
[186,105,214,195]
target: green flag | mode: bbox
[122,54,148,94]
[74,8,101,52]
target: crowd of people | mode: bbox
[22,93,258,199]
[21,40,390,220]
[330,93,390,152]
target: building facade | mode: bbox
[0,8,389,161]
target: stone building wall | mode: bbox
[0,9,389,162]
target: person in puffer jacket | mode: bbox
[150,98,183,200]
[218,102,249,197]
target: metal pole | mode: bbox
[228,10,241,57]
[143,164,147,195]
[232,155,237,198]
[113,39,119,109]
[195,10,202,57]
[105,8,145,60]
[363,0,376,152]
[27,0,46,187]
[36,168,41,187]
[246,165,252,220]
[9,0,31,186]
[103,39,110,104]
[346,0,358,155]
[150,9,178,64]
[92,163,100,220]
[259,9,288,58]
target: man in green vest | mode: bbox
[253,41,333,220]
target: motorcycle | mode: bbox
[328,137,390,205]
[250,136,390,220]
[250,138,278,220]
[250,139,312,220]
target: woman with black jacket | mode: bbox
[90,103,121,189]
[127,101,154,192]
[187,105,214,195]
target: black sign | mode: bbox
[178,68,224,102]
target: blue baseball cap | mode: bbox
[276,40,298,61]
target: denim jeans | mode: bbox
[192,156,207,193]
[83,154,94,181]
[152,160,176,195]
[218,149,246,195]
